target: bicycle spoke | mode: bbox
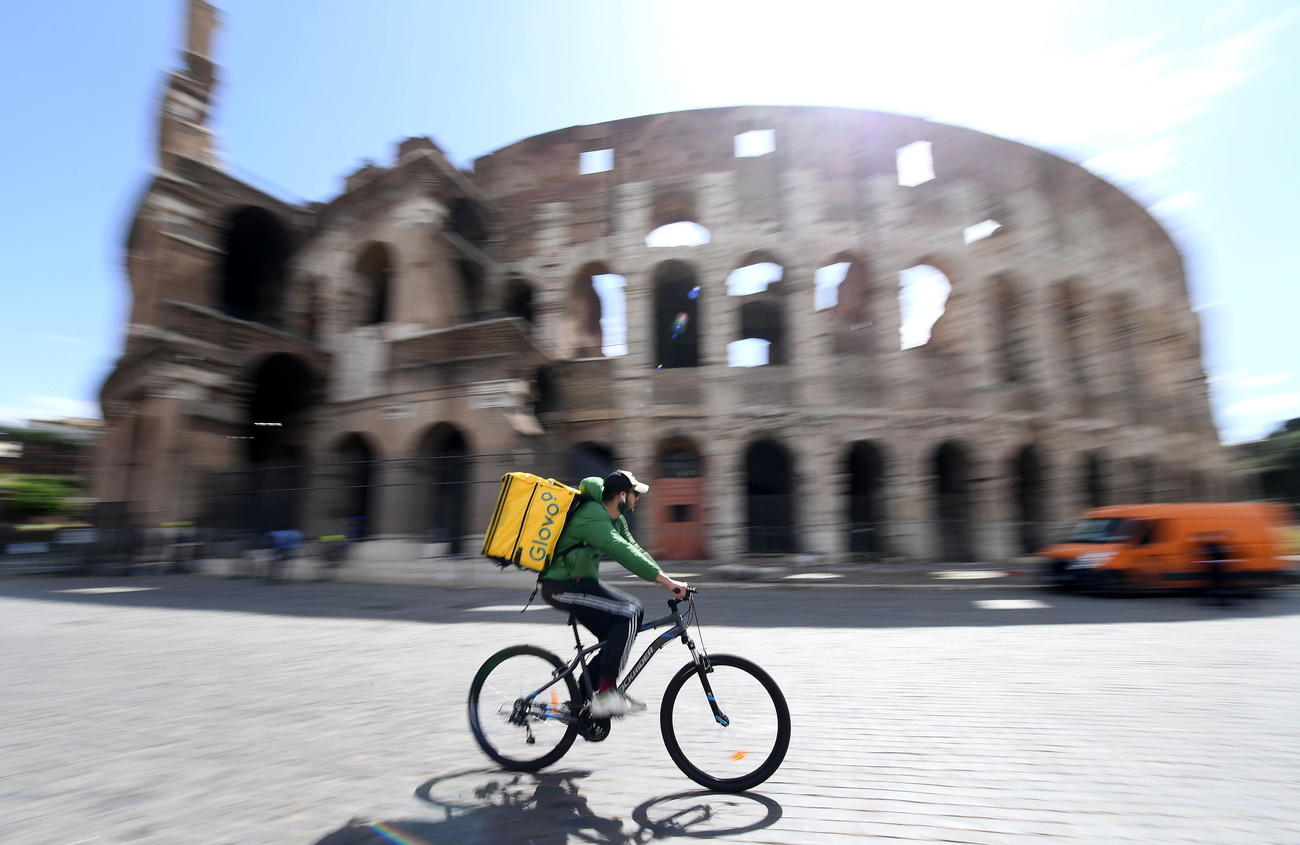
[661,655,790,792]
[468,646,579,772]
[675,670,776,772]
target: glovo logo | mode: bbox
[528,490,562,563]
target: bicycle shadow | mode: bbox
[311,768,783,843]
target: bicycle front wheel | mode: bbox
[660,654,790,792]
[468,645,579,772]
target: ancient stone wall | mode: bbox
[97,2,1230,561]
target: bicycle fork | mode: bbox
[684,633,729,727]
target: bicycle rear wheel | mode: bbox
[468,645,579,772]
[660,654,790,792]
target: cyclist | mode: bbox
[540,469,689,718]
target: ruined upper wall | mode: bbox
[471,106,1184,292]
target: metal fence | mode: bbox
[1,449,1089,573]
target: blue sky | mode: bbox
[1,0,1296,443]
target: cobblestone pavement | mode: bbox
[3,576,1298,844]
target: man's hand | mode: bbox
[656,573,690,597]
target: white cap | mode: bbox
[609,469,650,495]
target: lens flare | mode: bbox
[671,312,689,339]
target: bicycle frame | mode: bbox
[520,595,729,726]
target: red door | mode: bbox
[653,477,707,561]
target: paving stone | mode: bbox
[1,577,1296,843]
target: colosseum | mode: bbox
[94,0,1232,566]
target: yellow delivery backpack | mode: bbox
[481,472,585,572]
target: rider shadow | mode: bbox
[312,768,783,844]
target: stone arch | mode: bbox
[456,259,485,322]
[653,435,706,560]
[332,432,378,538]
[568,441,616,486]
[651,185,697,229]
[354,242,394,326]
[503,275,536,325]
[743,438,796,554]
[568,262,621,358]
[1130,456,1155,504]
[305,277,325,342]
[819,251,876,354]
[1010,444,1047,554]
[1108,293,1147,423]
[930,440,976,561]
[1053,280,1093,405]
[899,261,954,352]
[989,274,1032,384]
[415,422,472,554]
[645,185,711,247]
[219,206,291,326]
[1082,450,1108,510]
[844,440,888,555]
[652,260,703,369]
[240,353,320,532]
[729,251,788,366]
[447,197,490,248]
[532,365,561,416]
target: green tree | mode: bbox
[0,475,81,521]
[1245,418,1300,509]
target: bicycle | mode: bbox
[467,588,791,792]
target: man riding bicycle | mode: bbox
[540,470,690,718]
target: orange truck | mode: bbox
[1039,503,1292,593]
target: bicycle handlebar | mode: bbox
[666,587,698,609]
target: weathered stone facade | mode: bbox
[95,1,1231,563]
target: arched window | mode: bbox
[1083,451,1107,509]
[1055,280,1093,401]
[1131,457,1154,504]
[503,276,535,325]
[646,186,710,247]
[568,442,616,486]
[242,353,318,532]
[646,222,712,248]
[818,252,876,354]
[569,263,626,357]
[447,198,489,248]
[532,366,560,416]
[652,261,702,369]
[931,441,975,561]
[744,439,796,553]
[456,259,484,322]
[990,274,1031,384]
[845,441,887,554]
[416,422,471,554]
[219,206,291,326]
[898,264,951,351]
[333,432,377,538]
[727,256,786,367]
[658,440,701,478]
[1011,445,1047,554]
[1109,294,1147,422]
[355,242,394,326]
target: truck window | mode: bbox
[1135,520,1168,546]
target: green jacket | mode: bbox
[541,476,662,582]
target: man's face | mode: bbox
[625,491,640,513]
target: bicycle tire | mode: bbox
[468,644,579,772]
[660,654,790,792]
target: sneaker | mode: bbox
[589,690,647,718]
